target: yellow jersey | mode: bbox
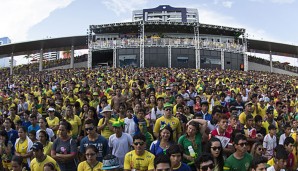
[124,150,155,171]
[97,118,116,139]
[153,116,182,141]
[30,155,60,171]
[77,161,103,171]
[65,115,82,137]
[43,142,53,156]
[46,117,60,134]
[15,138,29,164]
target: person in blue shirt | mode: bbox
[3,118,18,151]
[28,114,40,132]
[197,101,212,121]
[166,144,191,171]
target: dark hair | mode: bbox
[159,125,173,142]
[85,145,99,153]
[187,121,200,136]
[4,118,16,129]
[204,137,224,171]
[254,115,263,123]
[11,155,24,167]
[44,162,57,171]
[275,147,288,160]
[59,120,72,131]
[166,144,183,156]
[284,123,291,129]
[29,130,36,136]
[250,156,268,170]
[195,153,214,169]
[39,130,49,142]
[0,131,9,146]
[154,154,171,169]
[18,126,27,133]
[85,119,96,126]
[133,133,146,142]
[233,134,247,145]
[29,114,37,119]
[39,117,49,128]
[284,137,294,146]
[218,114,229,122]
[246,114,253,121]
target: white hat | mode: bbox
[48,107,55,112]
[259,98,264,102]
[100,106,113,113]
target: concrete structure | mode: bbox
[248,61,298,76]
[133,5,198,22]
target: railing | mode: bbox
[92,38,244,52]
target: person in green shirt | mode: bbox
[224,134,252,171]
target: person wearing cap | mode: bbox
[30,142,60,171]
[108,120,133,168]
[89,92,100,109]
[80,119,108,162]
[101,154,121,171]
[124,134,155,171]
[46,107,60,134]
[238,101,253,126]
[78,145,103,171]
[98,106,116,139]
[153,103,181,142]
[262,106,278,134]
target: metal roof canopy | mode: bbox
[0,35,87,58]
[90,21,245,36]
[247,39,298,58]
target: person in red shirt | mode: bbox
[210,115,234,155]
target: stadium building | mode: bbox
[88,5,246,70]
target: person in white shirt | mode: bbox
[263,125,277,160]
[109,121,133,168]
[278,123,291,145]
[124,108,136,137]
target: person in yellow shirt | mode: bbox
[153,103,182,142]
[98,106,115,139]
[257,98,267,119]
[38,130,53,156]
[124,134,155,171]
[8,107,21,125]
[15,126,33,169]
[77,145,103,171]
[30,142,60,171]
[239,102,253,126]
[46,107,60,134]
[64,105,82,139]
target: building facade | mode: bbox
[132,5,198,23]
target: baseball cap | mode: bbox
[112,120,124,127]
[48,107,55,112]
[244,101,253,107]
[30,142,43,151]
[259,98,264,102]
[266,106,274,113]
[101,154,120,170]
[163,102,173,109]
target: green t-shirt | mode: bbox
[178,133,202,164]
[224,153,252,171]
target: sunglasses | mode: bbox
[238,142,248,147]
[85,127,94,131]
[211,146,221,151]
[165,108,172,111]
[134,142,145,146]
[201,163,215,171]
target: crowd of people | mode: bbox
[0,67,297,171]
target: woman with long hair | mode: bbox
[14,126,33,169]
[64,104,82,140]
[77,145,103,171]
[51,120,78,171]
[204,137,224,171]
[37,117,55,141]
[79,104,89,120]
[11,155,26,171]
[250,142,264,158]
[178,119,207,170]
[39,130,53,156]
[150,125,174,156]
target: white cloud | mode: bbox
[250,0,296,3]
[101,0,148,16]
[0,0,74,42]
[222,1,234,8]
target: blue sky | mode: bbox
[0,0,297,65]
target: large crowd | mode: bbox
[0,67,297,171]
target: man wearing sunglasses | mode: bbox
[124,134,155,171]
[80,119,109,162]
[223,134,252,171]
[194,153,215,171]
[153,103,182,142]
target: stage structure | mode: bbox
[88,20,246,70]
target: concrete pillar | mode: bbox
[10,53,13,76]
[244,54,248,71]
[113,48,117,68]
[269,51,273,73]
[39,48,43,72]
[88,49,92,69]
[221,50,224,70]
[70,46,74,68]
[168,45,171,68]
